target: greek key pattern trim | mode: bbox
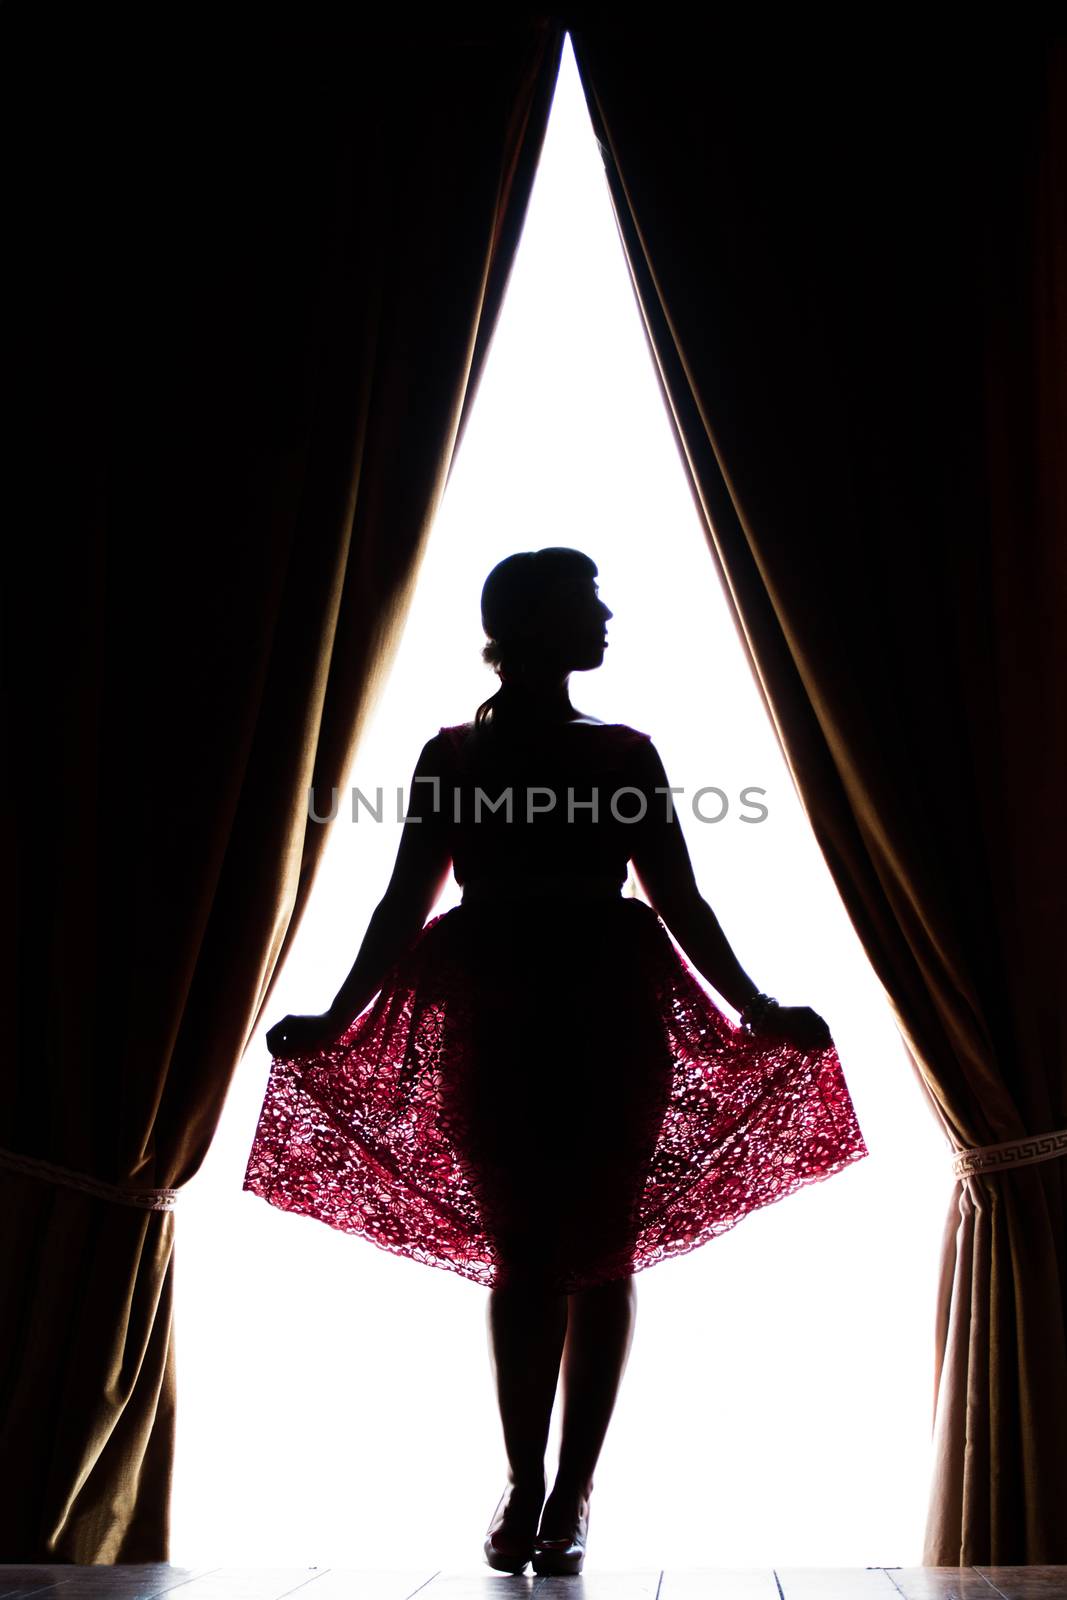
[0,1142,180,1210]
[952,1126,1067,1181]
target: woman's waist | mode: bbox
[459,870,626,905]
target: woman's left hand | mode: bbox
[753,1003,833,1053]
[265,1011,346,1057]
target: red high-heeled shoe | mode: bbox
[483,1483,543,1573]
[532,1501,590,1576]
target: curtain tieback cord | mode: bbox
[951,1126,1067,1181]
[2,1124,1067,1211]
[0,1141,180,1210]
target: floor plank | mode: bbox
[0,1579,64,1600]
[156,1572,345,1599]
[887,1569,1005,1598]
[975,1573,1067,1600]
[771,1571,906,1598]
[532,1574,661,1598]
[658,1572,780,1597]
[282,1573,444,1599]
[0,1567,218,1599]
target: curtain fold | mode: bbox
[568,11,1067,1563]
[0,11,566,1561]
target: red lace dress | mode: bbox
[242,720,868,1291]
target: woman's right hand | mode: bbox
[753,1004,833,1053]
[265,1011,346,1058]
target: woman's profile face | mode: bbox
[541,573,613,672]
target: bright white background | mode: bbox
[171,37,957,1573]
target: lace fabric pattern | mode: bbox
[243,895,869,1292]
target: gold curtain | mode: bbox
[0,11,567,1562]
[568,11,1067,1563]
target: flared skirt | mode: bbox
[242,897,868,1291]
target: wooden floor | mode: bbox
[1,1568,1066,1599]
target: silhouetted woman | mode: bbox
[244,547,867,1575]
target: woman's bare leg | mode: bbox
[538,1273,638,1536]
[485,1280,569,1525]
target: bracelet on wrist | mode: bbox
[740,991,779,1035]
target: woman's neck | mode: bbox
[495,673,580,723]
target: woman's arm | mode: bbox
[627,738,762,1014]
[325,733,454,1028]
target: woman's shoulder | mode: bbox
[436,720,475,750]
[603,720,653,744]
[580,719,654,752]
[435,718,652,745]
